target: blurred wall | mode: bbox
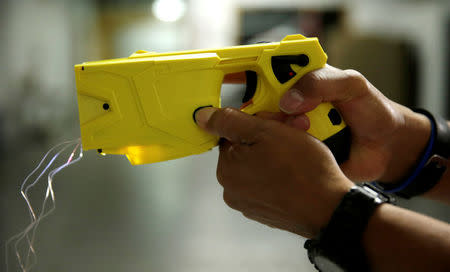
[347,0,449,116]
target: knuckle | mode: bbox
[216,165,226,186]
[223,192,239,209]
[253,122,272,142]
[298,70,321,90]
[213,107,236,133]
[216,159,234,188]
[343,68,361,78]
[242,212,255,220]
[221,107,237,120]
[344,69,367,88]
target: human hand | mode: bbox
[278,65,431,183]
[195,107,353,238]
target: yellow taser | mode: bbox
[74,34,350,165]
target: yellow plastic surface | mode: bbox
[74,34,346,165]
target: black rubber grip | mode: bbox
[323,126,351,164]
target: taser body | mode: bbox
[74,34,349,165]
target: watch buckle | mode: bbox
[362,182,396,204]
[426,154,448,169]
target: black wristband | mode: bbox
[375,109,449,198]
[304,183,393,272]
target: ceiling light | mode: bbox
[152,0,186,23]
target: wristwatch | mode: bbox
[304,183,394,272]
[375,109,450,198]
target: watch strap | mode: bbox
[304,183,392,272]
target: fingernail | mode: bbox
[194,107,217,128]
[280,88,304,114]
[293,115,310,130]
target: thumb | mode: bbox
[279,65,367,114]
[195,107,266,144]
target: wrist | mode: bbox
[305,183,393,271]
[376,109,449,198]
[307,177,354,237]
[379,105,431,183]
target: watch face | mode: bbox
[314,255,345,272]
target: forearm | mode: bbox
[378,104,431,183]
[363,204,450,272]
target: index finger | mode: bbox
[279,65,368,114]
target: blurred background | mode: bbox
[1,0,449,271]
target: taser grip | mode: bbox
[304,103,351,164]
[74,34,351,164]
